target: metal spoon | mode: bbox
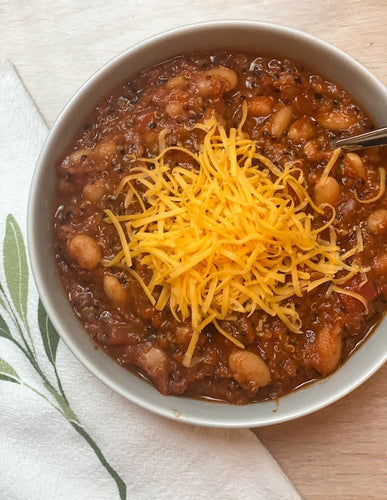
[330,126,387,151]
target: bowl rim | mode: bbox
[27,19,387,428]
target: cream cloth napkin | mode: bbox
[0,60,301,500]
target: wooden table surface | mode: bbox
[1,1,386,498]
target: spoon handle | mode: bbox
[331,127,387,151]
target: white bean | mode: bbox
[103,274,129,306]
[68,148,91,163]
[271,106,293,138]
[313,325,342,376]
[247,96,273,117]
[317,109,357,131]
[68,234,101,270]
[288,116,316,142]
[195,65,238,97]
[89,139,117,168]
[142,348,168,378]
[343,152,366,180]
[229,350,271,391]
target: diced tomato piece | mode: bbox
[339,274,377,321]
[357,275,377,302]
[134,111,156,134]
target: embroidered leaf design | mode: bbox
[0,357,21,384]
[0,283,7,310]
[38,298,59,365]
[0,214,127,498]
[3,215,29,325]
[42,380,79,422]
[0,312,13,340]
[71,421,127,500]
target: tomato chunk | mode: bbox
[339,274,377,322]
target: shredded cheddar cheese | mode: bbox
[355,167,386,204]
[104,106,365,366]
[319,147,342,185]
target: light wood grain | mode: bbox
[1,0,386,126]
[256,364,387,499]
[1,1,386,498]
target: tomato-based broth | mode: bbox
[54,51,387,404]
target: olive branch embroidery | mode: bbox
[0,214,126,500]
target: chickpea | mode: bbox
[229,350,271,391]
[367,209,387,235]
[312,325,342,376]
[314,176,340,205]
[166,75,186,89]
[343,152,366,180]
[103,274,129,306]
[288,116,316,142]
[68,234,101,270]
[271,106,293,138]
[165,100,185,118]
[194,65,238,97]
[247,96,273,117]
[82,180,107,202]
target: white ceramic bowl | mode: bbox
[28,20,387,427]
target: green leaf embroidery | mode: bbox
[0,214,127,498]
[0,283,7,310]
[0,374,20,384]
[0,357,20,383]
[38,298,59,365]
[3,214,29,325]
[0,312,12,340]
[71,421,127,500]
[42,380,79,423]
